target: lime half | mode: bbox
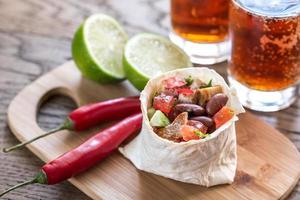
[123,33,192,90]
[72,14,128,83]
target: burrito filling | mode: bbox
[148,76,234,142]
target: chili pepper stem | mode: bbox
[3,118,74,153]
[2,127,62,153]
[0,179,35,197]
[0,171,47,197]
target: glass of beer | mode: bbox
[170,0,230,64]
[228,0,300,112]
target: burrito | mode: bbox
[119,67,245,186]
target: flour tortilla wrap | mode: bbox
[119,67,245,186]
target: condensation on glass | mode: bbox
[228,0,300,112]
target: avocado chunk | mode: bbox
[150,110,170,127]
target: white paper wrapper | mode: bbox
[119,67,245,186]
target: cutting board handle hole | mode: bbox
[36,87,77,132]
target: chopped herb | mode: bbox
[200,79,212,89]
[184,76,194,86]
[194,130,209,138]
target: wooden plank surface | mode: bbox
[0,0,299,199]
[6,62,300,200]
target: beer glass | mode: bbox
[170,0,230,64]
[228,0,300,112]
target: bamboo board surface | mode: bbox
[7,61,300,200]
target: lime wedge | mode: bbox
[123,33,192,90]
[72,14,128,83]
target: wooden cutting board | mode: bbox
[7,61,300,200]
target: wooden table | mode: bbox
[0,0,299,199]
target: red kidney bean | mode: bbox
[206,93,228,116]
[208,126,216,133]
[190,116,213,128]
[190,116,215,133]
[168,108,178,122]
[174,104,205,116]
[187,120,208,133]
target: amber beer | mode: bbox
[229,1,300,91]
[170,0,230,64]
[171,0,229,43]
[228,0,300,111]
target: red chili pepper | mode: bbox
[0,113,142,197]
[3,96,140,153]
[69,96,140,130]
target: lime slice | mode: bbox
[72,14,128,83]
[123,33,192,90]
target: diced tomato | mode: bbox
[177,88,194,96]
[163,77,186,89]
[181,125,199,141]
[213,106,234,128]
[163,86,194,97]
[187,120,208,133]
[153,94,176,115]
[163,88,178,96]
